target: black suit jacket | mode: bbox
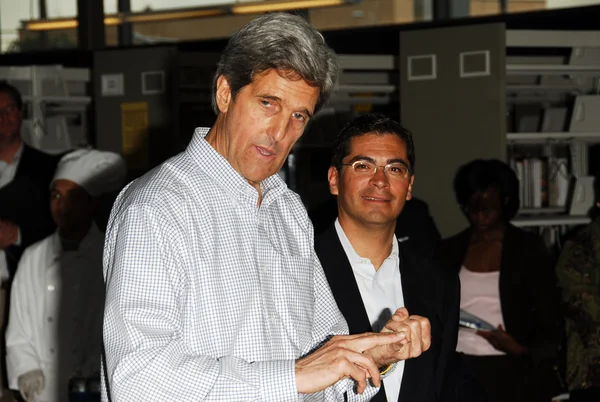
[0,144,60,277]
[315,223,460,402]
[439,224,562,400]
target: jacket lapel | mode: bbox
[316,224,372,334]
[397,244,433,402]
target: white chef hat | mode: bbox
[52,148,127,197]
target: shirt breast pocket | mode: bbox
[275,254,315,350]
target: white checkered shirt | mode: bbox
[102,128,379,401]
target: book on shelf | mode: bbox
[510,156,570,210]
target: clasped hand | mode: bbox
[295,307,431,395]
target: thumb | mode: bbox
[391,307,409,321]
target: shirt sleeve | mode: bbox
[305,252,379,402]
[103,204,298,402]
[5,251,42,390]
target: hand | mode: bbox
[477,325,528,356]
[364,308,432,367]
[0,220,18,249]
[17,369,45,402]
[295,331,406,395]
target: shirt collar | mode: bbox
[185,127,287,207]
[334,218,399,266]
[12,142,24,165]
[0,142,23,168]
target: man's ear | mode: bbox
[328,166,339,196]
[406,174,415,201]
[215,75,232,114]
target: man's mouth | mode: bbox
[362,195,390,202]
[255,146,275,157]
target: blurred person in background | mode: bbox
[5,149,126,402]
[555,173,600,402]
[439,159,562,402]
[0,80,61,401]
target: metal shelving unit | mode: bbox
[505,31,600,231]
[512,215,591,228]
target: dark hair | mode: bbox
[330,113,415,171]
[0,81,23,111]
[453,159,520,221]
[211,13,339,115]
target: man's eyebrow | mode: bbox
[345,156,410,168]
[387,158,411,168]
[257,94,313,118]
[346,155,376,164]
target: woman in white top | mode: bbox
[439,159,561,402]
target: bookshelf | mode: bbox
[505,31,600,233]
[399,24,600,238]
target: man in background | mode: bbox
[6,149,126,402]
[0,81,61,400]
[315,114,460,401]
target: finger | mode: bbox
[384,320,410,338]
[342,331,406,353]
[348,352,382,388]
[406,318,422,357]
[337,351,381,391]
[415,316,431,351]
[390,307,409,322]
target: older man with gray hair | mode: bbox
[102,13,431,402]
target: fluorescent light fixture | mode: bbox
[26,16,122,31]
[126,9,225,23]
[232,0,345,14]
[26,19,78,31]
[24,0,351,32]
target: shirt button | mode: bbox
[49,348,55,354]
[47,317,53,323]
[47,285,55,291]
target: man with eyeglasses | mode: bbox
[314,113,461,402]
[0,81,61,399]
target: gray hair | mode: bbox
[211,13,339,114]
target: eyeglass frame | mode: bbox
[339,159,414,180]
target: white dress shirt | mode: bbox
[6,224,105,402]
[102,127,378,402]
[334,219,405,402]
[0,142,24,281]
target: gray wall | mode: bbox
[399,23,507,238]
[93,46,178,176]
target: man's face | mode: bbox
[214,69,319,186]
[0,92,22,143]
[328,133,414,228]
[50,179,94,230]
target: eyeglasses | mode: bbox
[340,160,413,180]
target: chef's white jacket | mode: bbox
[5,224,105,402]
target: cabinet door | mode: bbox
[400,23,507,238]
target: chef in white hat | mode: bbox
[5,148,126,402]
